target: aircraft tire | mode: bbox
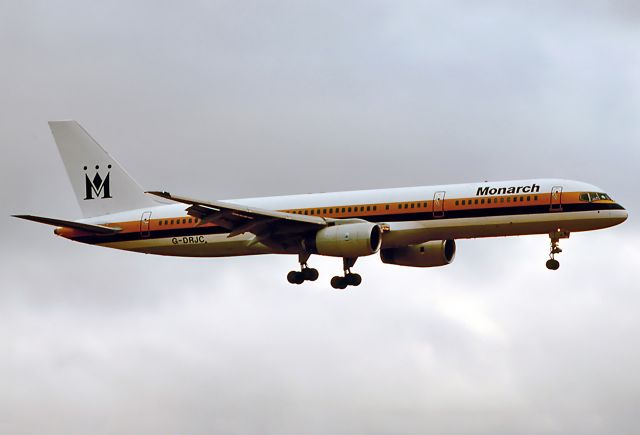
[303,268,319,281]
[331,276,347,289]
[346,273,362,286]
[546,259,560,270]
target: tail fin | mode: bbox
[49,120,157,217]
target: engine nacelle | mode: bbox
[313,223,382,258]
[380,240,456,267]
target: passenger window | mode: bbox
[500,197,504,203]
[373,206,377,211]
[304,210,308,215]
[188,218,192,223]
[398,204,402,210]
[367,206,370,211]
[404,204,409,209]
[411,203,415,209]
[159,221,162,226]
[423,202,428,207]
[171,219,174,224]
[360,206,364,212]
[347,207,351,212]
[481,199,485,204]
[342,208,346,213]
[520,197,524,202]
[534,196,538,201]
[455,200,459,206]
[527,196,531,201]
[506,198,511,203]
[494,198,498,203]
[474,199,478,205]
[386,205,390,210]
[461,200,466,205]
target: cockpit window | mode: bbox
[579,192,611,202]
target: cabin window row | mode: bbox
[397,202,428,210]
[454,195,539,206]
[158,218,198,226]
[288,205,380,216]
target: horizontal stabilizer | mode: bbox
[12,215,121,234]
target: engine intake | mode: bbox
[380,240,456,267]
[313,223,382,258]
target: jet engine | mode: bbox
[312,223,382,258]
[380,240,456,267]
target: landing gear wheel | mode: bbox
[330,257,362,289]
[287,252,319,285]
[331,276,348,289]
[287,271,305,284]
[345,273,362,286]
[546,259,560,270]
[302,267,319,281]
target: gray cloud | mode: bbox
[0,1,638,434]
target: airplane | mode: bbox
[13,121,628,289]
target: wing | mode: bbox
[146,191,329,240]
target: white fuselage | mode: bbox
[62,178,627,258]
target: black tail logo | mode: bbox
[84,164,112,200]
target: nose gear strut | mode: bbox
[546,229,570,270]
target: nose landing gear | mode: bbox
[546,230,569,270]
[287,252,319,285]
[330,257,362,289]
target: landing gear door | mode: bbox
[550,186,563,211]
[140,211,152,238]
[433,191,446,218]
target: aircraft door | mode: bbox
[550,186,563,211]
[433,191,446,218]
[140,211,152,237]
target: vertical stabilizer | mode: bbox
[49,120,157,217]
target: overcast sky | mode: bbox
[1,1,638,434]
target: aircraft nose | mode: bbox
[610,206,628,225]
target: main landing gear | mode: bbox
[330,257,362,289]
[546,229,570,270]
[287,254,362,288]
[287,252,319,285]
